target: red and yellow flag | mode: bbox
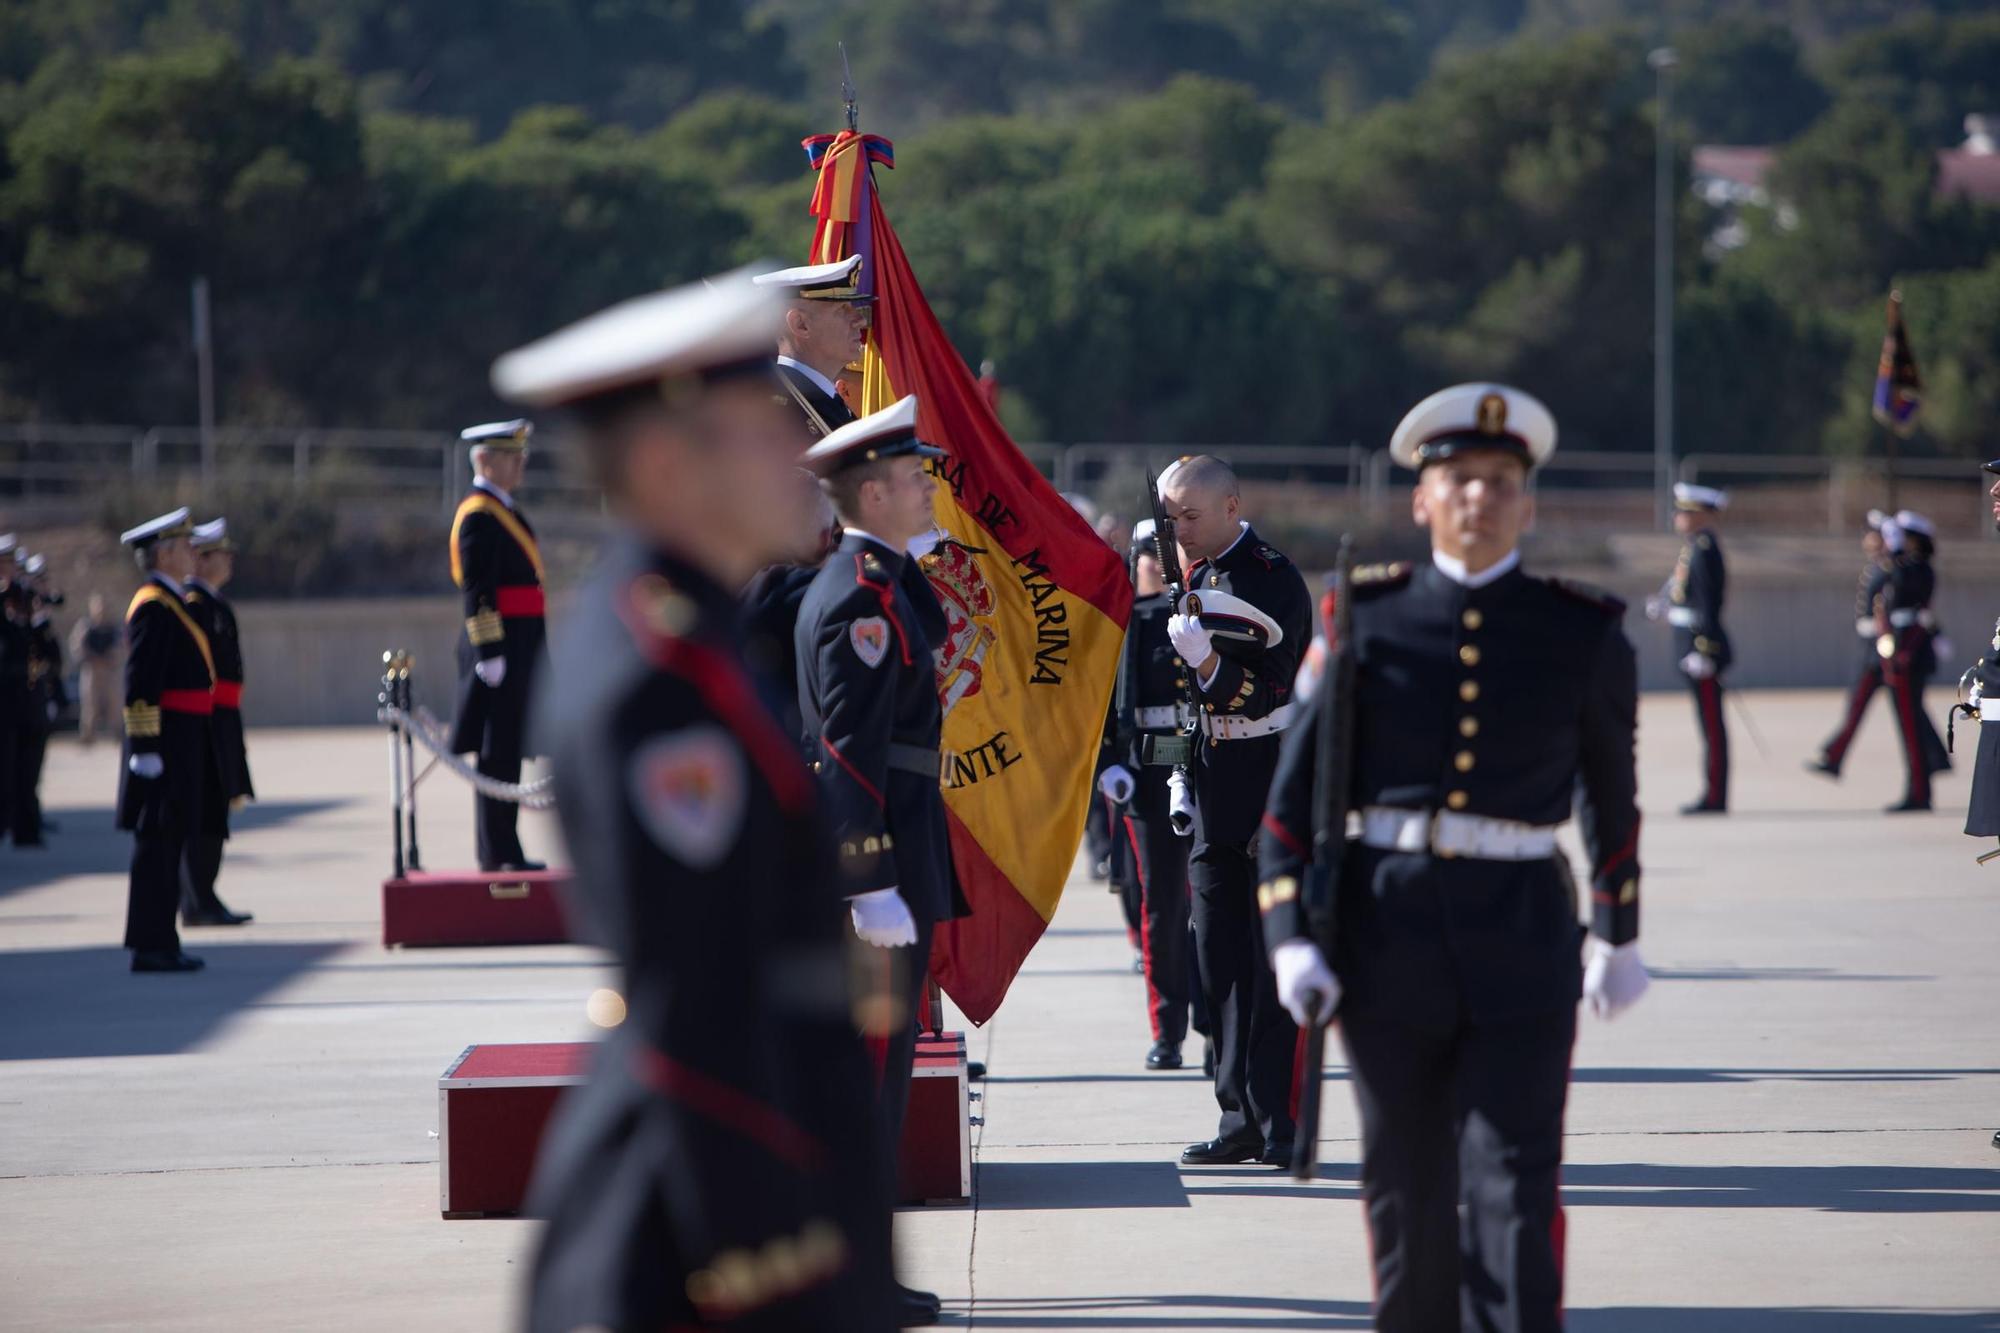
[803,131,1133,1023]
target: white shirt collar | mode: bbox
[1199,521,1251,567]
[777,355,841,400]
[151,572,185,597]
[843,527,895,556]
[1432,547,1520,589]
[472,475,515,509]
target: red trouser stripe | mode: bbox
[1287,1023,1310,1126]
[1890,669,1930,803]
[1123,813,1163,1040]
[1824,667,1879,766]
[1699,677,1725,801]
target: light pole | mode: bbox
[1649,46,1677,532]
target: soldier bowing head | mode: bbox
[1158,454,1242,565]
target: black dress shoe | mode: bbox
[1679,800,1727,815]
[500,859,547,872]
[1803,758,1840,780]
[184,906,253,927]
[1259,1144,1294,1168]
[897,1284,941,1326]
[1885,799,1932,813]
[897,1283,942,1313]
[1990,1129,1999,1151]
[1180,1136,1263,1165]
[131,949,205,973]
[966,1061,986,1080]
[1145,1041,1184,1071]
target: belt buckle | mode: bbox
[1427,810,1458,860]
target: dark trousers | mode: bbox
[180,833,226,917]
[1820,659,1882,773]
[1124,801,1190,1046]
[1191,837,1297,1148]
[476,744,526,870]
[1342,1006,1577,1333]
[13,724,47,842]
[124,826,187,953]
[1687,673,1730,808]
[875,916,937,1164]
[1886,667,1936,806]
[0,706,17,844]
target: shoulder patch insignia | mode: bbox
[1349,561,1414,589]
[626,725,746,869]
[849,616,890,668]
[861,552,886,579]
[1545,576,1627,614]
[631,573,696,639]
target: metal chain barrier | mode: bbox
[378,700,557,809]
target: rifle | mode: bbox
[1292,536,1357,1182]
[1141,471,1200,784]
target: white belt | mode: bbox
[1666,607,1697,628]
[1201,702,1295,742]
[1981,699,2000,723]
[1135,704,1191,729]
[1887,609,1936,629]
[1352,806,1559,861]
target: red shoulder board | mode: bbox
[1545,576,1626,614]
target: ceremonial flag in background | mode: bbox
[1872,289,1922,438]
[802,128,1133,1023]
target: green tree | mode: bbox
[1823,12,2000,146]
[1673,18,1828,144]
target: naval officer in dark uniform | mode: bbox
[1099,519,1196,1070]
[447,418,548,871]
[795,394,964,1327]
[1879,510,1948,811]
[759,255,867,440]
[117,509,217,973]
[1159,455,1312,1167]
[1258,383,1649,1333]
[1653,482,1731,814]
[1810,513,1894,779]
[495,273,896,1332]
[179,518,253,927]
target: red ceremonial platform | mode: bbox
[438,1035,973,1218]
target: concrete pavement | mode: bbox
[3,690,1999,1330]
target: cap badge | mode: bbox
[1477,393,1508,436]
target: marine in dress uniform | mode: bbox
[757,255,867,441]
[493,273,897,1332]
[1159,456,1313,1167]
[1962,465,2000,849]
[180,519,253,926]
[1878,510,1949,812]
[446,418,548,871]
[795,395,969,1328]
[1810,513,1895,779]
[116,509,216,974]
[1658,483,1732,814]
[11,555,65,846]
[1259,383,1649,1333]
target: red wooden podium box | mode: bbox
[383,868,571,948]
[438,1032,973,1217]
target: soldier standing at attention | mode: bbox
[1879,510,1948,812]
[180,519,253,927]
[117,509,216,974]
[795,394,968,1328]
[1259,383,1649,1332]
[1809,512,1894,779]
[493,274,897,1332]
[447,419,547,872]
[1653,483,1731,814]
[1099,519,1197,1070]
[1160,455,1312,1168]
[11,554,65,846]
[758,255,866,441]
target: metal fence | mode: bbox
[1,423,1988,537]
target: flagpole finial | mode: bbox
[840,43,859,133]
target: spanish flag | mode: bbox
[1872,289,1922,438]
[802,129,1133,1023]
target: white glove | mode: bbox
[1272,939,1341,1028]
[1582,938,1650,1021]
[474,657,507,687]
[1167,769,1195,837]
[849,887,918,948]
[1679,652,1715,680]
[128,753,164,779]
[1166,613,1213,670]
[1643,595,1665,622]
[907,528,943,560]
[1098,764,1136,804]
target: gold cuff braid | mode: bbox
[466,609,505,646]
[124,702,162,738]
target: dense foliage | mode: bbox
[3,1,1999,459]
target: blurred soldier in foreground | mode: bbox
[0,535,22,838]
[1161,455,1311,1167]
[495,275,896,1331]
[447,418,547,871]
[795,394,966,1327]
[11,553,65,845]
[1878,510,1949,812]
[759,255,866,440]
[1961,461,2000,1151]
[180,519,253,927]
[1099,519,1195,1069]
[1260,384,1648,1332]
[1650,483,1731,814]
[1809,511,1895,779]
[71,593,123,746]
[117,509,215,974]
